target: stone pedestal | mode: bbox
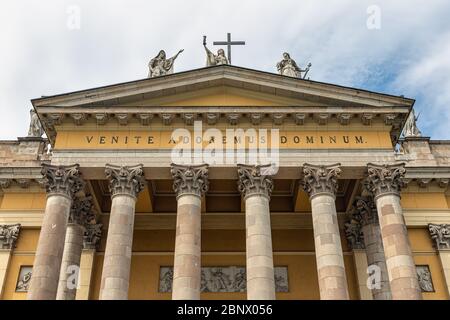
[366,163,422,300]
[171,164,209,300]
[99,164,144,300]
[303,163,349,300]
[28,164,83,300]
[238,164,275,300]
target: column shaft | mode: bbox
[245,194,275,300]
[172,194,202,300]
[375,194,422,299]
[28,194,72,300]
[311,194,349,299]
[56,223,84,300]
[99,194,136,300]
[75,249,96,300]
[361,221,391,300]
[0,250,12,298]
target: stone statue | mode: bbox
[27,109,44,137]
[203,36,229,66]
[148,49,184,78]
[403,109,422,137]
[276,52,311,78]
[416,266,434,292]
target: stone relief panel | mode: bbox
[159,266,288,293]
[15,266,32,292]
[416,265,434,292]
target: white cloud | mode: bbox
[0,0,449,139]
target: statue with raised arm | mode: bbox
[403,109,422,138]
[203,36,229,67]
[277,52,311,78]
[148,49,184,78]
[27,109,44,137]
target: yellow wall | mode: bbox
[401,192,449,209]
[0,192,46,210]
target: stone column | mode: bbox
[28,164,84,300]
[76,223,102,300]
[0,224,21,298]
[428,224,450,296]
[238,164,275,300]
[170,164,209,300]
[302,163,349,300]
[56,196,94,300]
[99,164,145,300]
[365,163,422,300]
[346,196,391,300]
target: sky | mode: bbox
[0,0,449,140]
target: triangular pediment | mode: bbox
[32,65,414,109]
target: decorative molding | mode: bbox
[95,113,108,125]
[105,164,145,198]
[301,163,341,198]
[83,223,102,249]
[206,113,219,125]
[161,113,174,125]
[70,113,87,125]
[0,223,21,249]
[137,113,153,125]
[428,223,450,249]
[294,113,306,125]
[158,266,288,293]
[271,113,286,125]
[227,113,240,125]
[250,113,263,125]
[0,178,45,190]
[181,113,196,125]
[41,163,84,198]
[116,113,129,125]
[416,265,434,292]
[365,163,406,198]
[316,113,329,125]
[361,114,374,125]
[0,179,12,189]
[353,195,379,226]
[170,163,209,199]
[338,113,351,125]
[237,164,274,199]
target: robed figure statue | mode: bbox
[148,49,184,78]
[277,52,311,78]
[203,36,229,66]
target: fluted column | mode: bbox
[238,164,275,300]
[99,164,144,300]
[428,224,450,296]
[28,164,84,300]
[350,196,391,299]
[170,164,209,300]
[365,163,422,300]
[302,163,349,300]
[56,196,94,300]
[0,224,21,298]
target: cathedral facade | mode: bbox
[0,64,449,300]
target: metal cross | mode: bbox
[213,33,245,64]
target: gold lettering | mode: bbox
[306,136,314,144]
[343,136,349,143]
[86,136,93,143]
[329,136,336,143]
[99,136,106,144]
[111,136,119,144]
[148,136,154,144]
[355,136,364,144]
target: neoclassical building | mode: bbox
[0,64,450,300]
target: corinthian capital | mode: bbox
[237,164,274,199]
[105,164,145,198]
[41,163,84,198]
[344,218,365,250]
[365,163,406,198]
[83,223,103,249]
[171,163,209,199]
[69,195,95,226]
[428,224,450,250]
[0,224,21,249]
[352,195,378,226]
[301,163,341,199]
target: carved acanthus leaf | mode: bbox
[69,195,95,226]
[301,163,341,198]
[105,164,145,198]
[237,164,274,199]
[83,223,102,249]
[41,164,84,198]
[365,163,406,198]
[0,224,21,249]
[428,224,450,250]
[171,164,209,198]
